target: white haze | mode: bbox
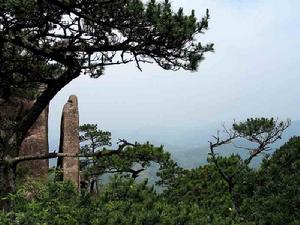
[48,0,300,152]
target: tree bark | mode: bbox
[0,161,16,211]
[228,183,240,214]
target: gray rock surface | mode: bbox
[58,95,80,189]
[18,102,49,180]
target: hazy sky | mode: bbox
[49,0,300,147]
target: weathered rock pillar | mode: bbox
[18,104,49,180]
[58,95,80,189]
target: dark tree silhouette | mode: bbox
[0,0,213,210]
[209,118,290,214]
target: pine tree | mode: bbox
[0,0,213,210]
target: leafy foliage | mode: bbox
[208,118,290,213]
[240,136,300,224]
[0,0,213,211]
[1,0,213,98]
[1,119,299,224]
[79,124,176,193]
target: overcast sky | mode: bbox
[49,0,300,147]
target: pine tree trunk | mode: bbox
[228,183,240,214]
[95,177,99,194]
[0,161,16,211]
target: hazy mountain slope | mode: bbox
[49,120,300,168]
[172,120,300,168]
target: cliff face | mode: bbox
[11,94,80,187]
[18,104,49,180]
[0,95,49,180]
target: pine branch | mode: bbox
[7,140,136,165]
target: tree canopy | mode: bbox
[0,0,213,210]
[78,123,175,193]
[0,0,213,139]
[2,130,299,224]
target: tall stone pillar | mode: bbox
[19,103,49,180]
[58,95,80,189]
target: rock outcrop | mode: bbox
[57,95,80,189]
[18,102,49,180]
[1,90,81,186]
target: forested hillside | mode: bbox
[1,0,299,224]
[1,118,299,224]
[1,134,299,224]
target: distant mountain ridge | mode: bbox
[49,120,300,168]
[172,120,300,168]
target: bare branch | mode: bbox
[117,139,136,151]
[8,139,136,165]
[10,150,116,165]
[93,168,145,179]
[208,118,291,214]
